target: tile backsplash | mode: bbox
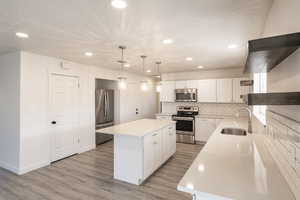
[265,110,300,198]
[162,102,248,117]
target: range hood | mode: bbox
[243,92,300,105]
[244,32,300,73]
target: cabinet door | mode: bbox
[195,118,216,142]
[233,78,251,103]
[162,127,168,162]
[168,124,176,157]
[175,81,187,89]
[160,81,175,102]
[217,79,233,103]
[152,130,163,169]
[143,134,154,179]
[186,80,198,88]
[197,79,217,102]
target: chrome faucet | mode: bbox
[236,108,252,133]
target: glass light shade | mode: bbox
[118,78,127,90]
[111,0,127,9]
[141,81,148,91]
[156,84,161,93]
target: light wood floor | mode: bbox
[0,141,203,200]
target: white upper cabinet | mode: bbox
[176,80,198,89]
[186,80,198,88]
[217,79,233,103]
[197,79,217,102]
[233,78,251,103]
[161,78,248,103]
[160,81,175,102]
[175,80,187,89]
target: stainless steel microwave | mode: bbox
[175,88,197,102]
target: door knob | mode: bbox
[51,121,57,125]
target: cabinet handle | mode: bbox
[153,142,158,145]
[152,133,158,137]
[192,194,196,200]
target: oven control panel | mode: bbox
[177,106,199,112]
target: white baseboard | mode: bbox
[78,144,96,154]
[0,144,95,175]
[18,160,50,175]
[0,160,19,174]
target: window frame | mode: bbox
[253,73,267,125]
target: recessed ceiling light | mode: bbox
[186,57,193,61]
[85,52,93,57]
[111,0,127,9]
[228,44,238,49]
[146,70,151,73]
[197,65,204,69]
[163,39,173,44]
[124,63,130,67]
[16,32,29,38]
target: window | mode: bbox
[253,73,267,125]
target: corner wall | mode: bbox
[0,52,21,173]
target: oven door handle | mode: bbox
[173,117,194,121]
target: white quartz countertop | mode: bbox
[177,119,295,200]
[195,114,230,119]
[96,119,175,137]
[155,113,175,116]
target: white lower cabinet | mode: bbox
[195,118,216,142]
[143,124,176,181]
[195,117,223,142]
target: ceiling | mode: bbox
[0,0,273,75]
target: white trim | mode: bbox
[0,160,19,174]
[78,144,96,154]
[18,160,50,175]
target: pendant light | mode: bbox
[140,55,149,91]
[155,61,162,92]
[117,46,127,90]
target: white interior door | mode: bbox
[120,83,141,122]
[50,74,80,162]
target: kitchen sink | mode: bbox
[221,128,247,136]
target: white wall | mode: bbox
[257,0,300,123]
[0,52,21,173]
[0,51,158,174]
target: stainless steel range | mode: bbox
[172,106,199,144]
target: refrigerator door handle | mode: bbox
[106,92,110,120]
[104,92,108,119]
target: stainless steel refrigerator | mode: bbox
[95,89,114,144]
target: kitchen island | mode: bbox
[97,119,176,185]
